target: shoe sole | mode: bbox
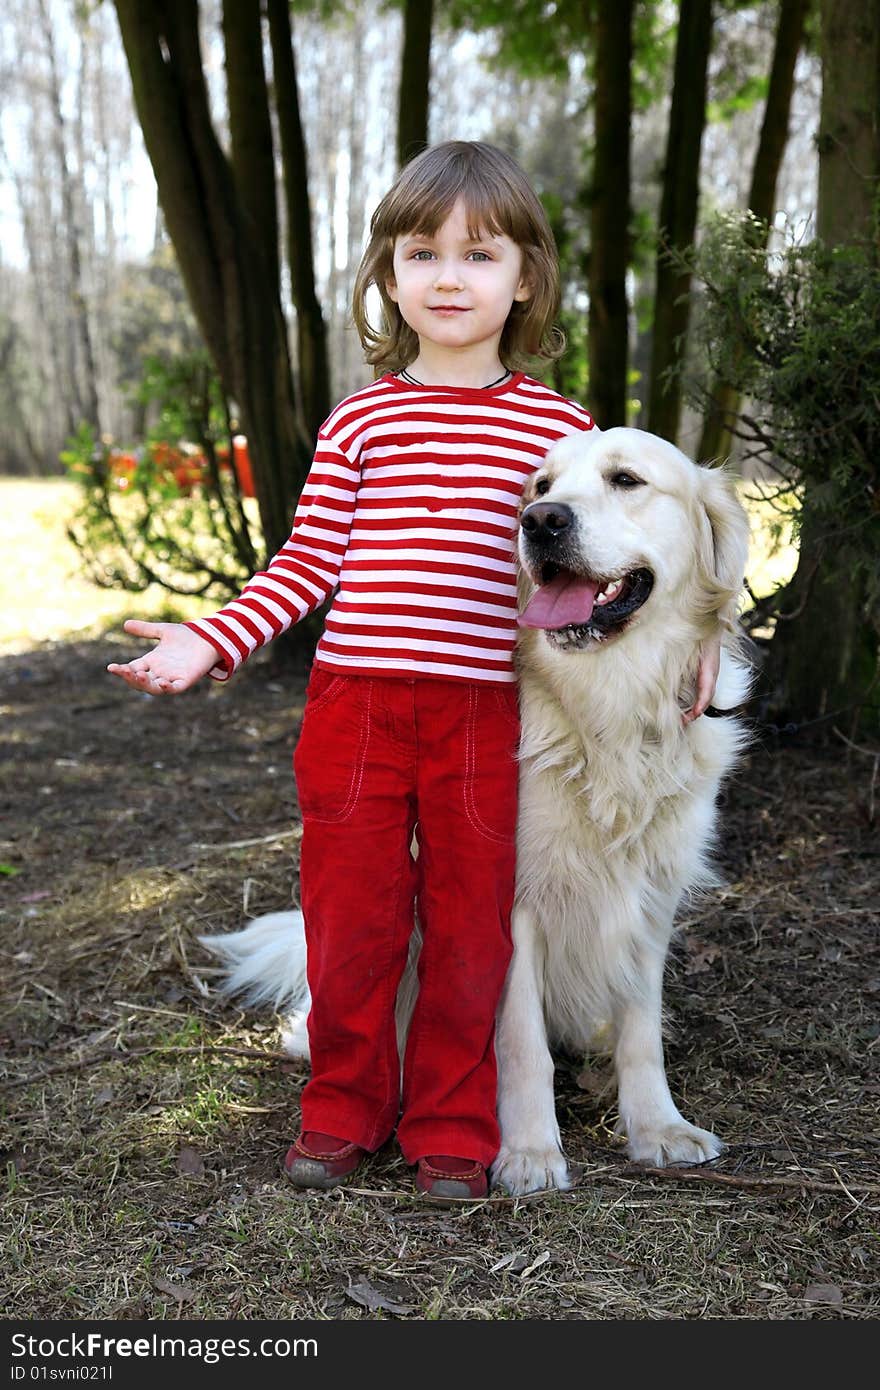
[420,1178,485,1199]
[415,1177,489,1203]
[416,1190,488,1207]
[283,1157,359,1190]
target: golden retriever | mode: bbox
[201,426,751,1196]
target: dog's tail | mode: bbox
[198,911,311,1057]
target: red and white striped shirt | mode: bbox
[187,371,596,685]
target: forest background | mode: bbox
[1,0,877,727]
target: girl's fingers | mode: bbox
[122,619,166,639]
[108,621,209,694]
[107,661,169,693]
[107,661,145,678]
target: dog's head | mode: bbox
[517,426,750,655]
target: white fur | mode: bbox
[200,427,751,1196]
[494,428,750,1191]
[198,910,312,1055]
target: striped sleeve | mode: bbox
[185,431,361,680]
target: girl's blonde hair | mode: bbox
[352,141,565,374]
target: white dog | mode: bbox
[201,427,751,1196]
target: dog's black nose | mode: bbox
[521,501,574,537]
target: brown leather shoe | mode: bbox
[284,1132,366,1189]
[415,1155,488,1200]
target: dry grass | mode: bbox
[2,629,878,1322]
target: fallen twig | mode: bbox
[621,1161,880,1196]
[188,829,301,852]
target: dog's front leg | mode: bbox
[492,904,574,1195]
[613,941,724,1167]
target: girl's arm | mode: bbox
[107,431,360,696]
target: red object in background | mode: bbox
[232,435,255,498]
[172,457,205,495]
[150,441,203,495]
[202,437,255,497]
[109,451,137,490]
[107,438,254,498]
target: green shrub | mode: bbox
[682,213,880,619]
[62,353,258,600]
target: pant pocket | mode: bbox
[294,675,373,823]
[462,684,520,844]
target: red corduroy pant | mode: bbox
[292,666,519,1166]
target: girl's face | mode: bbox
[386,198,530,367]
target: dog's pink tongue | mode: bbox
[518,574,602,630]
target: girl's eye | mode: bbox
[468,251,491,262]
[610,472,644,489]
[411,250,434,261]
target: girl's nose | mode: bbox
[432,259,464,290]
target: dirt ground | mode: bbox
[1,631,878,1321]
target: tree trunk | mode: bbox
[267,0,331,444]
[397,0,433,167]
[698,0,809,464]
[9,156,75,443]
[646,0,713,445]
[588,0,632,430]
[768,0,880,734]
[112,0,307,564]
[38,0,102,436]
[223,1,280,295]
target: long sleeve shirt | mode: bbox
[186,370,596,685]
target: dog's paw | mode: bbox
[491,1146,575,1195]
[626,1121,724,1168]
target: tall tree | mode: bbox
[588,0,632,429]
[698,0,811,464]
[0,0,147,471]
[769,0,880,730]
[37,0,102,437]
[112,0,310,561]
[267,0,331,442]
[398,0,433,166]
[0,127,74,448]
[646,0,713,444]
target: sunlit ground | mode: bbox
[0,476,798,654]
[0,478,220,652]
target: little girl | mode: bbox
[108,141,717,1199]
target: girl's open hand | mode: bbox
[106,620,219,695]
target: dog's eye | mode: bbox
[534,477,551,496]
[610,471,644,489]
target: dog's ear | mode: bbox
[695,464,750,630]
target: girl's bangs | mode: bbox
[383,164,532,243]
